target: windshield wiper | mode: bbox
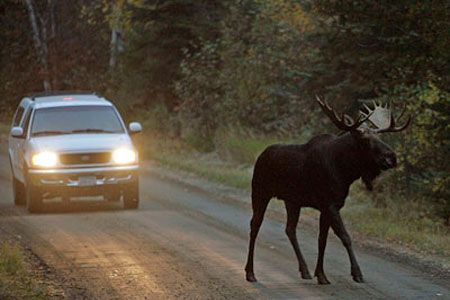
[32,130,71,136]
[70,128,118,134]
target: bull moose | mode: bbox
[244,96,411,284]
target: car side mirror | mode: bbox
[128,122,142,134]
[10,127,24,138]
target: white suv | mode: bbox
[8,92,142,212]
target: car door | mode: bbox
[9,102,28,182]
[17,108,33,181]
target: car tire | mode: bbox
[25,177,43,213]
[12,177,26,206]
[123,180,139,209]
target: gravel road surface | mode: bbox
[0,155,448,299]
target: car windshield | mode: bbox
[31,105,125,137]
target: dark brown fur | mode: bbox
[245,131,397,284]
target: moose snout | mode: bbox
[382,153,397,169]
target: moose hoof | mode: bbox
[351,267,364,283]
[246,272,257,283]
[301,271,313,280]
[316,274,331,285]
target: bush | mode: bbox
[388,83,450,223]
[184,130,216,153]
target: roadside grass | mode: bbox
[344,186,450,263]
[143,132,450,268]
[155,154,252,190]
[0,241,47,299]
[142,132,253,189]
[141,125,309,189]
[214,128,282,165]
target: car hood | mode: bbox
[28,133,133,153]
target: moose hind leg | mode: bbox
[329,207,364,283]
[245,193,270,282]
[284,201,312,280]
[314,211,331,284]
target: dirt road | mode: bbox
[0,155,448,299]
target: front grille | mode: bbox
[60,152,111,165]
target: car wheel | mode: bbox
[123,180,139,209]
[25,177,43,213]
[12,177,26,206]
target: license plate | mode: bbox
[79,176,97,186]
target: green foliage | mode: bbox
[108,0,225,109]
[0,243,23,276]
[136,104,179,136]
[175,41,223,141]
[174,0,449,223]
[0,1,40,112]
[311,0,450,103]
[176,0,320,136]
[184,130,216,153]
[385,83,450,222]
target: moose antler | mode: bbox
[316,95,370,132]
[359,101,411,133]
[360,101,390,129]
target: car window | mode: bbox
[31,105,125,136]
[22,108,32,137]
[12,106,25,127]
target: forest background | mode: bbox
[1,0,448,241]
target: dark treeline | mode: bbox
[0,0,448,222]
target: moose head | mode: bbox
[315,95,411,190]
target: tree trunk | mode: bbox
[47,0,58,88]
[109,28,119,69]
[109,0,125,70]
[24,0,51,91]
[48,0,56,40]
[109,25,124,70]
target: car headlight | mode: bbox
[112,148,137,164]
[32,151,58,168]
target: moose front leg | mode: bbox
[329,206,364,283]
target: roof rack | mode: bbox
[27,91,97,100]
